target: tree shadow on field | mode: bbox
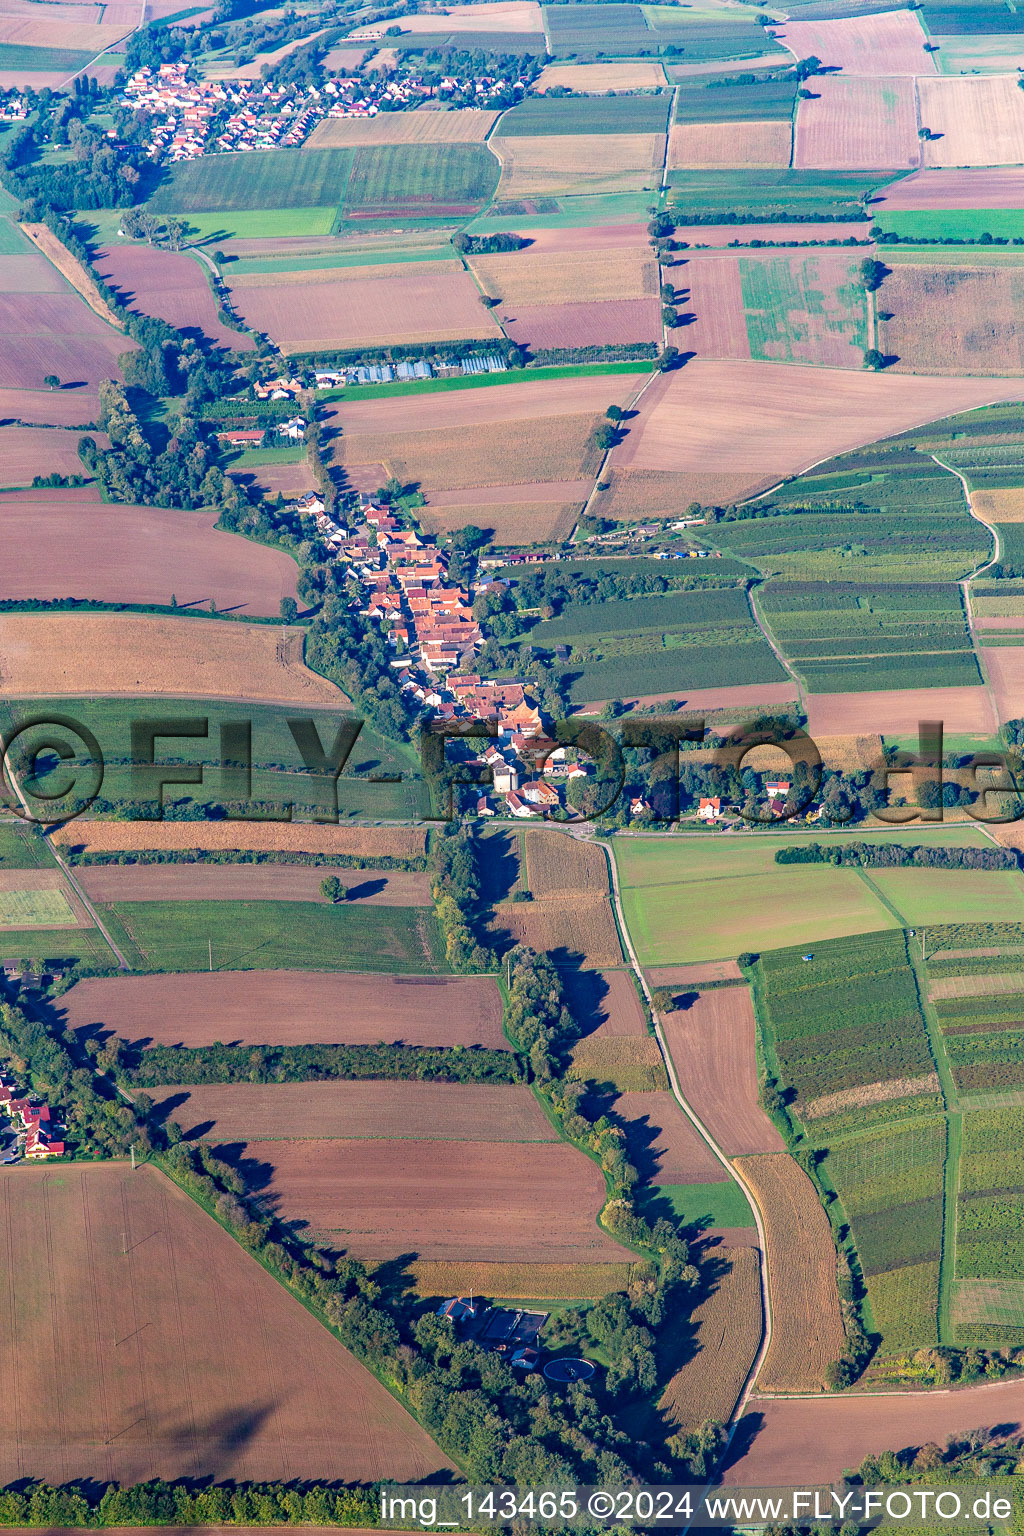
[343,877,388,901]
[216,1141,279,1200]
[721,1410,765,1473]
[559,968,610,1039]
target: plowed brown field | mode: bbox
[614,1090,725,1185]
[673,256,750,359]
[794,75,920,171]
[0,427,102,485]
[612,358,1024,492]
[647,960,743,985]
[562,968,647,1038]
[536,60,665,92]
[875,167,1024,209]
[980,645,1024,722]
[0,292,133,391]
[805,685,997,736]
[52,823,425,858]
[329,373,644,434]
[60,969,506,1049]
[776,9,934,74]
[0,1162,451,1484]
[147,1080,557,1143]
[661,989,784,1156]
[504,298,662,350]
[0,614,344,703]
[724,1378,1024,1485]
[230,268,498,353]
[470,247,655,306]
[659,1247,762,1435]
[335,415,603,493]
[0,385,99,425]
[236,1137,630,1261]
[418,499,581,544]
[76,864,429,906]
[0,503,298,613]
[734,1152,844,1393]
[94,243,254,353]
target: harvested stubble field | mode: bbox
[667,121,792,170]
[0,291,134,391]
[94,243,253,353]
[491,133,666,198]
[981,643,1024,721]
[76,864,429,906]
[875,167,1024,209]
[20,223,122,328]
[673,255,749,359]
[794,75,920,171]
[409,1259,631,1298]
[523,831,609,897]
[671,220,869,246]
[661,990,785,1156]
[0,15,130,47]
[307,109,499,146]
[0,614,344,703]
[230,454,316,500]
[238,1137,631,1261]
[418,498,582,544]
[0,427,99,485]
[0,251,63,293]
[61,969,507,1050]
[880,263,1024,375]
[503,297,662,349]
[535,60,665,91]
[497,223,649,255]
[468,246,657,305]
[52,822,426,858]
[918,76,1024,167]
[335,414,604,493]
[972,487,1024,520]
[229,266,500,353]
[0,384,99,425]
[776,9,935,75]
[330,373,644,434]
[568,1034,669,1092]
[561,968,647,1039]
[148,1081,556,1143]
[0,1162,451,1485]
[733,1152,844,1393]
[614,1089,725,1185]
[646,959,743,986]
[612,359,1024,493]
[658,1247,761,1436]
[492,896,622,968]
[806,684,998,736]
[351,2,542,33]
[725,1375,1024,1486]
[0,502,298,614]
[597,466,758,516]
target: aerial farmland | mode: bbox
[7,0,1024,1512]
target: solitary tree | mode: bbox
[43,374,59,390]
[651,987,675,1014]
[279,595,298,622]
[320,876,347,903]
[859,256,889,291]
[862,347,886,370]
[605,404,624,422]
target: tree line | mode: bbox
[775,842,1019,870]
[119,1040,522,1088]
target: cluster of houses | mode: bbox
[697,780,825,826]
[118,61,417,163]
[0,1074,64,1162]
[217,416,307,451]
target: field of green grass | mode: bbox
[99,900,447,972]
[0,888,77,927]
[739,254,868,365]
[184,209,337,240]
[646,1179,756,1229]
[0,43,93,70]
[874,209,1024,242]
[673,75,797,123]
[498,95,671,135]
[869,868,1024,927]
[1,697,420,822]
[226,245,456,276]
[0,927,113,965]
[665,170,880,221]
[0,825,51,869]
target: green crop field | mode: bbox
[665,170,881,221]
[0,214,32,256]
[0,927,112,966]
[0,888,78,927]
[955,1107,1024,1343]
[0,825,50,869]
[646,1179,756,1229]
[874,209,1024,243]
[868,869,1024,928]
[543,2,656,55]
[0,696,420,823]
[738,255,868,365]
[148,149,357,213]
[615,845,895,965]
[343,143,499,213]
[0,43,94,70]
[498,95,671,135]
[467,192,653,233]
[673,75,797,123]
[533,587,788,704]
[178,209,337,240]
[759,934,947,1353]
[227,245,457,276]
[98,900,446,973]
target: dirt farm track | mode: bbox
[0,1163,450,1485]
